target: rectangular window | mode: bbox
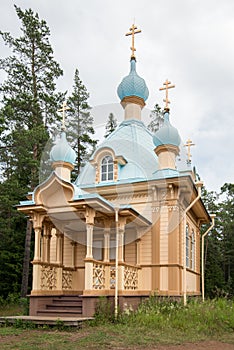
[186,225,190,268]
[191,231,195,270]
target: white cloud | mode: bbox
[1,0,233,191]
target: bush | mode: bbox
[94,297,115,324]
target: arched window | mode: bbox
[101,156,114,181]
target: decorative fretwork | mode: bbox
[41,265,57,290]
[124,266,138,290]
[110,266,116,289]
[62,270,73,290]
[93,263,105,289]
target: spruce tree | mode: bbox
[147,104,163,133]
[0,6,63,297]
[104,113,117,138]
[66,68,97,176]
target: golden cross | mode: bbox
[58,101,70,130]
[184,138,195,162]
[159,79,175,111]
[125,23,141,59]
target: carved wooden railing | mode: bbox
[123,265,138,290]
[40,264,57,290]
[93,262,105,289]
[91,260,139,290]
[39,263,74,291]
[62,268,73,290]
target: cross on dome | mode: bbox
[184,138,195,163]
[159,79,175,111]
[58,101,70,130]
[125,23,141,59]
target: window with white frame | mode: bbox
[186,225,196,270]
[101,156,114,181]
[191,230,195,270]
[186,224,190,268]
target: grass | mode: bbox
[0,298,233,349]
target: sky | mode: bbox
[1,0,234,192]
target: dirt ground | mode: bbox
[127,342,234,350]
[108,342,234,350]
[0,334,234,350]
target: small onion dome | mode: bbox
[50,131,76,165]
[117,58,149,102]
[153,112,181,147]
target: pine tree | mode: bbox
[219,183,234,295]
[147,104,163,133]
[104,113,117,138]
[0,6,63,297]
[201,185,234,297]
[201,187,225,297]
[66,69,97,176]
[0,5,63,186]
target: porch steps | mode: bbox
[37,296,83,318]
[0,315,93,327]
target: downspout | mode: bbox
[114,206,119,319]
[201,214,216,302]
[183,181,203,306]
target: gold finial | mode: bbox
[159,79,175,111]
[184,138,195,163]
[58,101,70,130]
[125,23,141,59]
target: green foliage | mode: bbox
[0,5,63,130]
[201,184,234,297]
[0,294,29,316]
[0,298,233,349]
[66,68,97,177]
[147,103,163,133]
[55,319,65,331]
[0,5,63,299]
[118,297,234,340]
[104,113,117,138]
[93,297,115,324]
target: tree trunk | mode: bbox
[21,219,32,297]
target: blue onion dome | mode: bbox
[117,58,149,102]
[153,112,181,147]
[50,131,76,165]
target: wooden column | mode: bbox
[104,228,110,263]
[86,224,94,259]
[34,227,42,262]
[56,230,64,265]
[84,208,96,291]
[43,224,52,263]
[118,217,126,263]
[71,241,77,268]
[118,228,125,263]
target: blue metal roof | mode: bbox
[76,119,158,186]
[153,112,181,147]
[117,59,149,102]
[50,131,76,165]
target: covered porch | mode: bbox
[18,190,151,316]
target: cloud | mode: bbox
[1,0,233,191]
